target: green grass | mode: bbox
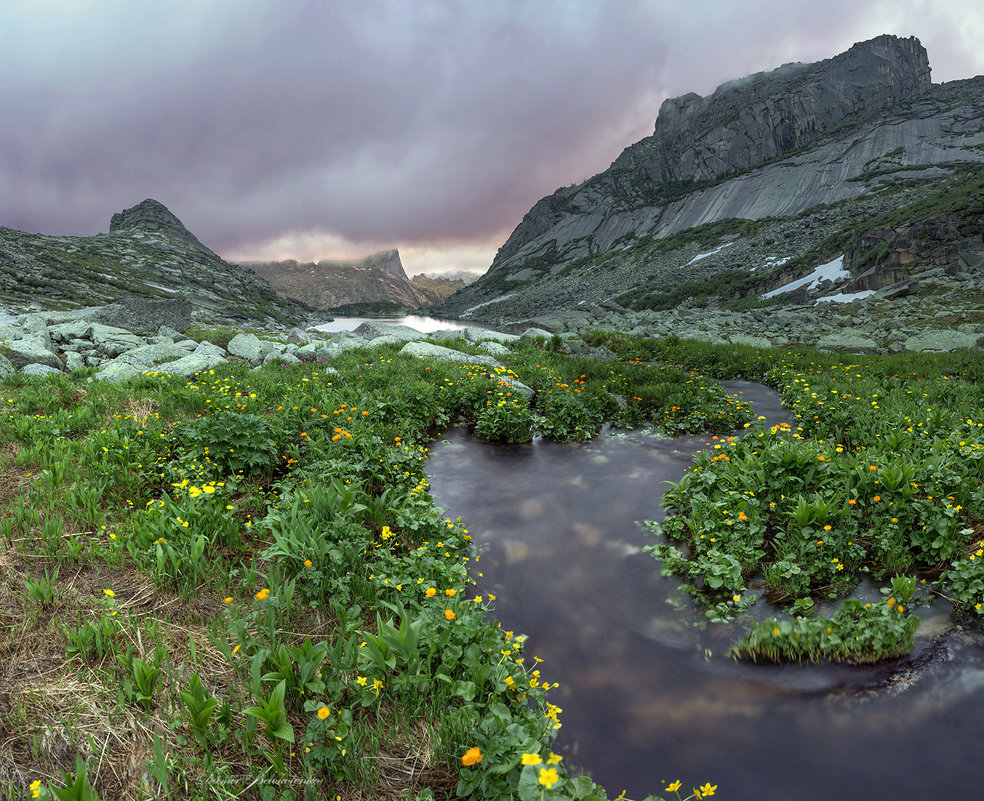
[587,330,984,660]
[1,334,738,801]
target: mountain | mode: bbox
[409,273,467,304]
[431,35,984,333]
[0,198,311,326]
[244,249,433,310]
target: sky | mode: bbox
[2,1,984,276]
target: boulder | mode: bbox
[21,364,62,377]
[89,323,147,357]
[728,334,773,349]
[6,337,62,370]
[353,321,424,341]
[903,329,984,352]
[463,328,519,344]
[90,297,194,336]
[63,352,86,372]
[0,353,16,378]
[92,341,200,383]
[48,320,93,343]
[520,327,554,339]
[815,332,880,354]
[401,341,501,367]
[477,341,512,356]
[227,333,268,363]
[262,351,302,365]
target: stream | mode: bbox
[425,381,984,800]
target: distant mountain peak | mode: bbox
[109,198,214,254]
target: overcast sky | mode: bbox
[3,1,983,275]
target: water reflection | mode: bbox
[313,314,496,334]
[426,381,984,800]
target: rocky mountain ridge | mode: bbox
[245,249,437,310]
[0,198,311,326]
[431,34,984,346]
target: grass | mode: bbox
[0,333,739,801]
[585,330,984,662]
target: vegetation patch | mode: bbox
[588,331,984,662]
[0,334,737,800]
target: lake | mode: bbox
[313,315,498,334]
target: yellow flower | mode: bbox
[666,780,682,792]
[304,560,313,567]
[547,752,562,764]
[521,752,542,765]
[103,589,115,598]
[444,609,456,620]
[461,747,483,766]
[699,783,717,797]
[538,767,559,789]
[425,587,437,597]
[223,597,233,604]
[444,588,457,596]
[30,780,41,799]
[317,706,330,720]
[357,676,367,686]
[254,588,270,601]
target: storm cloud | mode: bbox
[3,0,983,275]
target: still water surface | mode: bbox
[313,315,494,334]
[426,381,984,800]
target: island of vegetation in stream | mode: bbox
[1,328,980,801]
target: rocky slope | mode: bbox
[244,249,433,310]
[431,35,984,341]
[0,199,311,326]
[410,273,466,304]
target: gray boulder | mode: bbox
[227,333,268,363]
[816,332,880,354]
[0,353,16,378]
[48,320,93,343]
[90,323,147,357]
[903,329,984,352]
[90,297,193,336]
[463,327,519,344]
[477,341,512,356]
[520,327,555,339]
[353,321,425,342]
[93,341,199,383]
[728,334,773,349]
[262,351,302,366]
[21,364,62,377]
[401,341,501,367]
[63,352,86,372]
[7,337,62,370]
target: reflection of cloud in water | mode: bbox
[427,383,984,801]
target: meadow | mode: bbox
[0,333,746,801]
[4,328,981,800]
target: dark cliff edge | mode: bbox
[431,34,984,326]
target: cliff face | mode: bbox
[245,249,431,310]
[431,35,984,323]
[619,34,931,186]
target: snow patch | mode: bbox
[815,290,875,304]
[682,241,734,268]
[763,255,848,298]
[460,293,515,317]
[140,280,180,294]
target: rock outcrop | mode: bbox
[109,198,215,255]
[431,35,984,325]
[245,249,431,310]
[0,199,312,326]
